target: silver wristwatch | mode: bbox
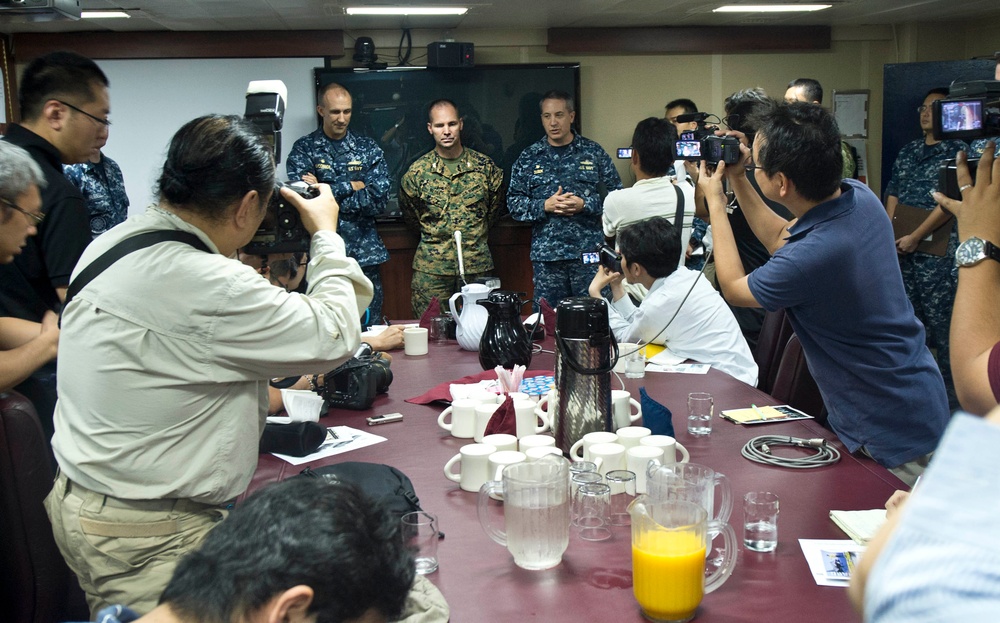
[955,236,1000,268]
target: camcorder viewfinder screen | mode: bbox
[581,252,601,265]
[941,100,983,132]
[676,141,701,158]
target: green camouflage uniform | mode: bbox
[399,148,503,316]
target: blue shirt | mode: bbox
[63,152,130,239]
[507,133,622,262]
[865,412,1000,623]
[747,179,950,468]
[286,129,390,266]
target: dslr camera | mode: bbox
[932,79,999,200]
[582,243,623,272]
[673,112,741,166]
[244,181,316,255]
[320,350,393,411]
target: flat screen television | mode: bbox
[314,63,581,218]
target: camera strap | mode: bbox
[672,182,687,264]
[64,230,211,311]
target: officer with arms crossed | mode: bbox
[399,99,502,316]
[46,114,374,616]
[287,83,391,322]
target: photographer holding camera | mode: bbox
[588,216,757,386]
[45,114,374,616]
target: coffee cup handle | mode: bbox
[569,438,585,461]
[437,406,454,432]
[646,458,662,474]
[535,413,550,433]
[704,520,738,593]
[592,456,604,472]
[629,398,643,423]
[443,453,462,483]
[674,441,690,463]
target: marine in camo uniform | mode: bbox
[886,88,969,409]
[399,100,502,317]
[63,150,129,238]
[287,83,389,321]
[508,90,622,308]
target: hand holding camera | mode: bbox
[934,144,1000,243]
[282,182,340,236]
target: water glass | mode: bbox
[743,491,779,552]
[571,472,604,526]
[576,482,612,541]
[624,344,646,379]
[401,511,439,574]
[605,469,637,526]
[687,392,714,436]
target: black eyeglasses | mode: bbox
[744,155,760,173]
[56,100,112,127]
[917,105,931,114]
[1,198,45,224]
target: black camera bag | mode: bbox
[299,461,422,518]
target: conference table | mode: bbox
[248,336,901,623]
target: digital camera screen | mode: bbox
[676,141,702,158]
[940,100,983,132]
[581,252,601,265]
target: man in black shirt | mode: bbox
[0,51,110,436]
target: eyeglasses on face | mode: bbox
[1,198,45,224]
[56,99,112,127]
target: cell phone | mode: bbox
[367,413,403,426]
[617,147,633,159]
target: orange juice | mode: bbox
[632,531,707,622]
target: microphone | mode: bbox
[675,111,709,124]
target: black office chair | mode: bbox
[753,308,794,393]
[770,334,827,425]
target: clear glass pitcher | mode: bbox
[628,497,737,623]
[477,456,570,570]
[646,462,733,524]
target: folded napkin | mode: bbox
[406,369,554,405]
[484,395,517,436]
[418,297,442,330]
[640,387,674,437]
[539,298,557,337]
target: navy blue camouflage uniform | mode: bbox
[63,152,129,239]
[287,129,390,320]
[970,138,1000,157]
[508,133,622,307]
[886,137,968,408]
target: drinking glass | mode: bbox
[576,482,612,541]
[401,511,439,574]
[687,392,714,437]
[743,491,779,552]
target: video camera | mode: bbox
[243,181,316,255]
[933,80,999,199]
[582,243,623,272]
[673,111,741,166]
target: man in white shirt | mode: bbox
[602,117,696,270]
[589,216,757,385]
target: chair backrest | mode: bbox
[0,391,86,623]
[770,334,827,423]
[753,308,794,393]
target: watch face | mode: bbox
[957,237,986,266]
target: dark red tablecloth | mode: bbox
[248,339,895,623]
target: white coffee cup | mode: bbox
[588,442,627,476]
[525,446,564,461]
[488,450,527,483]
[519,434,557,453]
[404,327,429,356]
[514,399,550,438]
[614,343,641,373]
[639,434,691,464]
[507,391,530,403]
[615,425,652,449]
[627,445,665,494]
[474,402,500,442]
[534,389,556,427]
[482,433,518,453]
[437,398,479,438]
[569,431,619,462]
[611,389,643,429]
[443,443,497,492]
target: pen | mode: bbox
[751,404,766,420]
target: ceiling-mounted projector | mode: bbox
[0,0,81,22]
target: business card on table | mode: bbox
[721,404,814,425]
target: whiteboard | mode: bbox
[99,57,323,213]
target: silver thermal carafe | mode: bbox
[551,297,618,454]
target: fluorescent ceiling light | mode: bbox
[345,7,468,16]
[81,10,131,19]
[714,4,831,12]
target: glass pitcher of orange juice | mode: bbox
[628,496,737,622]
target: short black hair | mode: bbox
[756,101,843,202]
[724,88,770,136]
[631,117,677,177]
[156,115,276,220]
[540,90,574,113]
[160,478,414,623]
[617,216,680,279]
[427,98,460,122]
[18,51,108,121]
[787,78,823,104]
[925,87,950,99]
[665,98,698,114]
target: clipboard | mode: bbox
[891,203,951,257]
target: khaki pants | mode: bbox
[44,471,227,617]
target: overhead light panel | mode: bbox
[345,7,468,16]
[713,4,831,12]
[82,10,131,19]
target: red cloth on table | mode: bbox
[484,395,517,436]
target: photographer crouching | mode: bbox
[45,114,374,616]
